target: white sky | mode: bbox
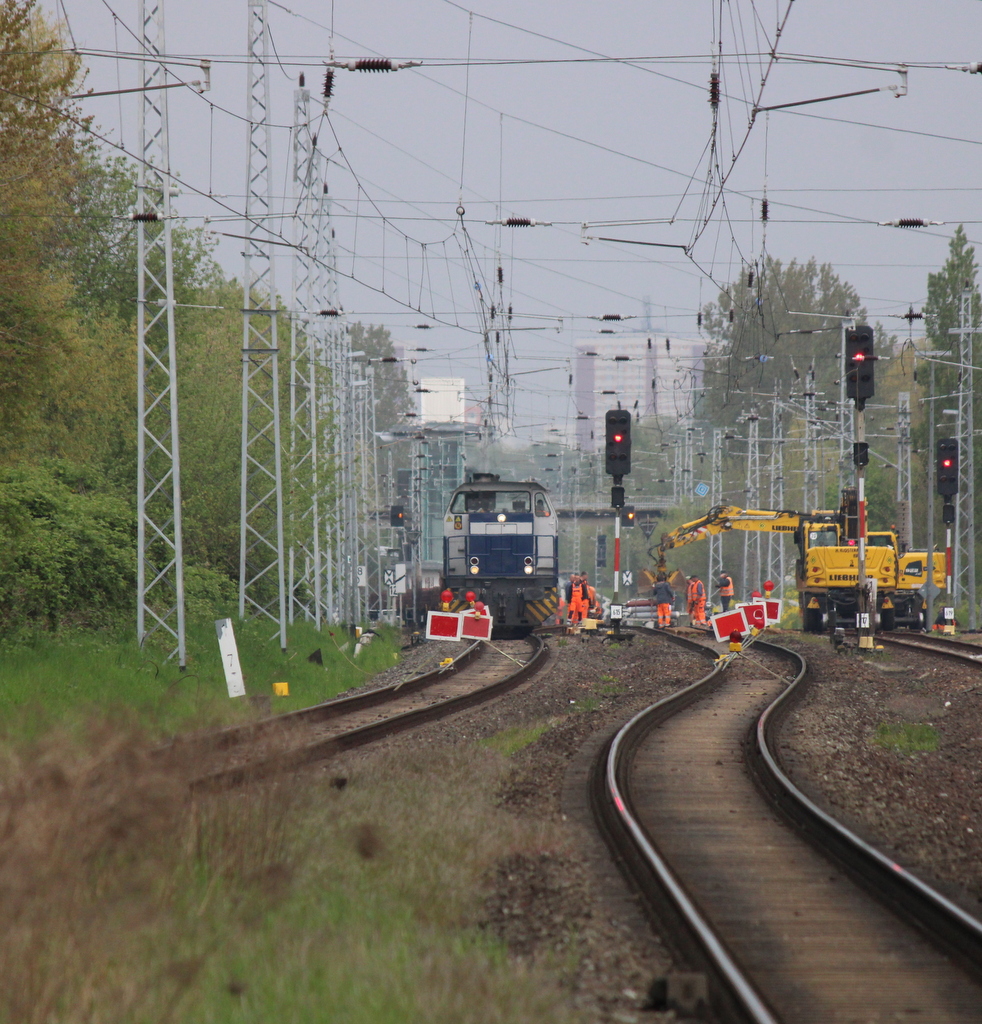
[54,0,982,441]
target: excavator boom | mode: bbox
[656,505,811,571]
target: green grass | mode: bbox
[0,739,577,1024]
[872,722,940,754]
[0,618,400,740]
[479,721,553,756]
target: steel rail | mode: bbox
[592,628,782,1024]
[193,633,548,790]
[168,639,484,757]
[594,627,982,1019]
[751,636,982,981]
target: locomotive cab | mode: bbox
[442,474,559,636]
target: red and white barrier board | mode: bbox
[460,612,494,640]
[425,609,495,641]
[710,608,749,643]
[425,610,463,641]
[736,602,766,630]
[760,599,782,624]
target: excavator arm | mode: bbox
[655,505,807,573]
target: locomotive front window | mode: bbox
[451,490,531,514]
[534,492,551,516]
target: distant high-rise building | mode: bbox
[420,377,466,423]
[574,335,704,449]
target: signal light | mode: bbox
[845,324,875,402]
[604,409,632,475]
[390,505,406,527]
[622,506,636,527]
[937,439,959,496]
[845,325,875,408]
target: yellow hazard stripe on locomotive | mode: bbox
[524,590,559,623]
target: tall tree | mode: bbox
[66,154,222,325]
[348,323,413,430]
[923,225,980,400]
[0,1,85,442]
[699,257,864,429]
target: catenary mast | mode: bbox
[136,0,186,666]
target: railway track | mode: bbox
[591,627,982,1022]
[188,634,547,790]
[879,629,982,660]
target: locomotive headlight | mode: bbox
[524,556,533,565]
[497,513,506,523]
[523,565,534,574]
[470,556,479,565]
[470,565,480,574]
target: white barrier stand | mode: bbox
[215,618,246,698]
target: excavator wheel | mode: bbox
[803,606,823,633]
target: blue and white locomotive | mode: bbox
[442,473,560,636]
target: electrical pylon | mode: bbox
[309,170,355,625]
[766,400,785,591]
[895,392,913,551]
[287,82,323,625]
[136,0,186,666]
[240,0,287,648]
[742,407,761,595]
[707,429,723,602]
[802,364,818,512]
[953,286,977,627]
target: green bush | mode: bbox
[0,462,135,640]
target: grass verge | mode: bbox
[0,728,577,1024]
[0,619,400,740]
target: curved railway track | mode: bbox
[189,634,547,790]
[591,627,982,1023]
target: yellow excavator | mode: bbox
[655,496,944,632]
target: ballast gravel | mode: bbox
[329,627,982,1023]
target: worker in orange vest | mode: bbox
[717,570,735,612]
[566,573,586,625]
[580,571,601,618]
[686,575,707,624]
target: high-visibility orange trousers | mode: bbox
[657,603,672,626]
[688,598,707,624]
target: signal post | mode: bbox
[937,439,959,629]
[845,326,875,649]
[605,410,632,632]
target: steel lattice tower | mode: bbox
[953,286,977,626]
[683,427,694,501]
[136,0,186,666]
[895,392,913,551]
[802,365,819,512]
[308,170,355,625]
[765,401,786,592]
[742,408,761,595]
[707,429,723,602]
[287,83,324,625]
[240,0,287,647]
